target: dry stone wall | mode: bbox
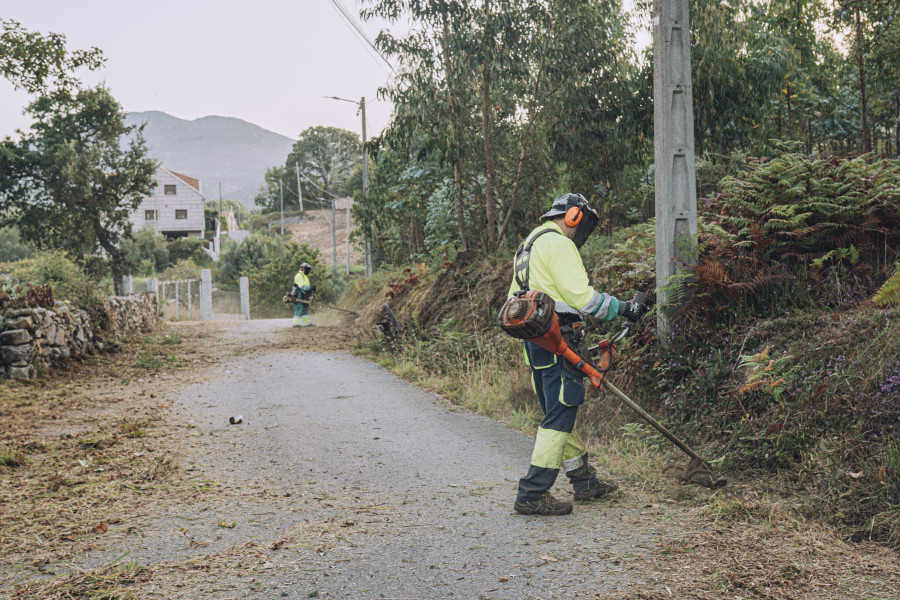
[0,293,158,380]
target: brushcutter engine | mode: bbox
[498,290,609,388]
[498,290,556,339]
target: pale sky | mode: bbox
[1,1,651,142]
[0,0,400,140]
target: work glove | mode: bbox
[310,285,317,293]
[619,296,648,322]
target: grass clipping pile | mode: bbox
[0,330,218,595]
[613,493,900,600]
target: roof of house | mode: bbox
[168,170,201,193]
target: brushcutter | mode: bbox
[282,294,360,316]
[498,290,726,489]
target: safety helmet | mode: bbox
[300,262,312,274]
[539,193,599,249]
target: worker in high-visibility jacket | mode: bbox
[508,193,647,516]
[291,262,315,327]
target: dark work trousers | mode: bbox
[516,340,588,502]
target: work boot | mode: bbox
[565,456,618,502]
[514,492,573,516]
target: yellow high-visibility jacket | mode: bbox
[507,221,619,320]
[294,270,310,289]
[293,270,311,299]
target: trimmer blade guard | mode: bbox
[664,457,727,489]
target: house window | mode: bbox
[175,209,188,220]
[164,184,177,195]
[145,210,156,221]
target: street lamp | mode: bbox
[325,95,371,277]
[267,178,284,236]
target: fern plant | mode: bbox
[874,263,900,307]
[738,346,793,403]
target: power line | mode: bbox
[298,173,341,199]
[327,0,396,75]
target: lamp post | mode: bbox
[267,178,284,235]
[325,95,371,276]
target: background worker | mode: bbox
[509,193,647,516]
[291,262,316,327]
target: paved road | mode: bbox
[77,320,676,598]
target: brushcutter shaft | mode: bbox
[313,303,359,315]
[601,380,705,464]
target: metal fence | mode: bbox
[121,271,248,321]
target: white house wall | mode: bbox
[130,168,205,237]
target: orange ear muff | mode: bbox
[564,206,583,227]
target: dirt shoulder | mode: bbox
[1,319,898,600]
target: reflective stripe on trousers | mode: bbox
[517,341,589,502]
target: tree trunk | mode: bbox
[480,0,496,246]
[496,62,552,247]
[441,15,469,252]
[777,98,783,139]
[786,84,793,140]
[856,7,870,153]
[895,94,899,158]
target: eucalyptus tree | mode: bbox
[830,0,900,153]
[689,0,786,156]
[364,0,479,251]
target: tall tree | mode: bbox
[283,126,360,203]
[0,86,157,287]
[0,19,104,95]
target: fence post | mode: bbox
[239,277,250,320]
[122,275,133,295]
[147,278,158,294]
[200,269,212,321]
[187,280,192,321]
[175,281,180,321]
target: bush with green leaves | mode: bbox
[217,233,283,289]
[1,250,106,316]
[216,232,340,317]
[0,226,33,262]
[158,259,203,282]
[119,229,170,276]
[167,237,211,267]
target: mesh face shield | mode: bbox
[571,207,599,249]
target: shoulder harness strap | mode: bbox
[513,227,561,291]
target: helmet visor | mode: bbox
[571,207,599,249]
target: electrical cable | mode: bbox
[326,0,396,75]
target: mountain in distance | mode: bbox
[124,111,295,208]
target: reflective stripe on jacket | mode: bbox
[507,221,619,320]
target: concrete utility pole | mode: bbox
[346,198,351,275]
[652,0,698,342]
[361,96,372,277]
[325,94,372,277]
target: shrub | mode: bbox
[119,229,170,276]
[216,232,281,289]
[244,242,339,318]
[0,226,33,262]
[167,237,211,267]
[158,259,203,282]
[2,251,106,313]
[216,232,340,317]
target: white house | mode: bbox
[130,167,205,238]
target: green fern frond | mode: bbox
[873,263,900,307]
